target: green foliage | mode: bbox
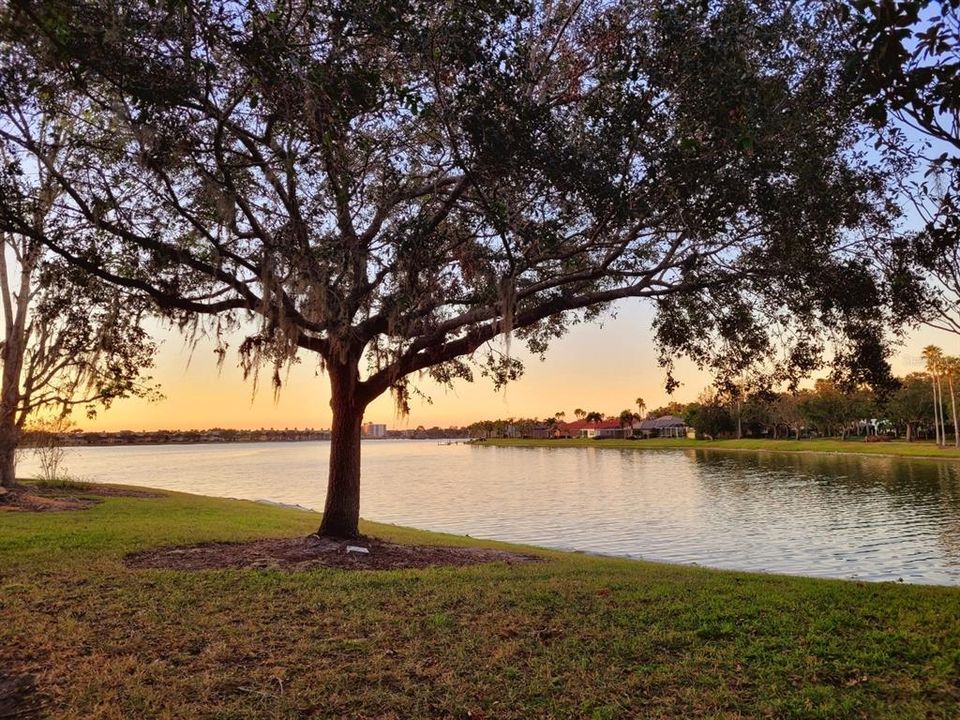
[799,380,876,438]
[472,371,943,442]
[32,476,90,490]
[684,399,734,439]
[617,409,637,428]
[886,373,935,429]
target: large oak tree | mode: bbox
[3,0,898,536]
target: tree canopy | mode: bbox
[1,0,904,535]
[854,0,960,334]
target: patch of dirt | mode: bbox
[125,535,543,572]
[0,487,97,513]
[0,671,44,719]
[0,484,162,512]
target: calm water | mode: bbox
[16,441,960,585]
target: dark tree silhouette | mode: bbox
[3,0,898,535]
[854,1,960,334]
[0,111,159,490]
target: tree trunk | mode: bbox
[0,236,38,491]
[0,330,24,490]
[937,375,946,447]
[950,375,959,448]
[0,424,18,489]
[931,375,941,446]
[906,422,913,442]
[318,361,366,538]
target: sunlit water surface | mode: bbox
[17,441,960,585]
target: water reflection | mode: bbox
[684,450,960,582]
[14,441,960,585]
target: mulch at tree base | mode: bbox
[125,535,543,572]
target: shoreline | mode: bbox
[474,437,960,462]
[53,436,467,448]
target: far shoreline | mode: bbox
[33,433,470,448]
[475,437,960,462]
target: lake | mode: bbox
[15,440,960,585]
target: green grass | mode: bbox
[31,476,92,490]
[480,436,960,459]
[3,485,960,718]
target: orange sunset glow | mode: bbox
[81,304,960,432]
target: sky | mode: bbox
[78,300,960,432]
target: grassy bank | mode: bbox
[3,486,960,718]
[479,436,960,460]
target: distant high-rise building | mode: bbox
[363,422,387,438]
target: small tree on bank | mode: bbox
[684,391,735,440]
[4,0,900,536]
[798,379,874,439]
[886,373,935,441]
[945,357,960,447]
[25,415,72,482]
[771,392,807,440]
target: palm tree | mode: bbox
[635,397,646,419]
[585,411,604,423]
[619,409,638,438]
[574,408,586,420]
[923,345,946,446]
[555,411,566,422]
[946,357,960,448]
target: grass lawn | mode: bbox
[2,485,960,719]
[479,436,960,460]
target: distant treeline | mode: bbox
[468,373,952,443]
[24,426,472,447]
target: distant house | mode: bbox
[636,415,690,439]
[551,415,691,440]
[527,425,553,439]
[555,418,638,439]
[503,423,553,439]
